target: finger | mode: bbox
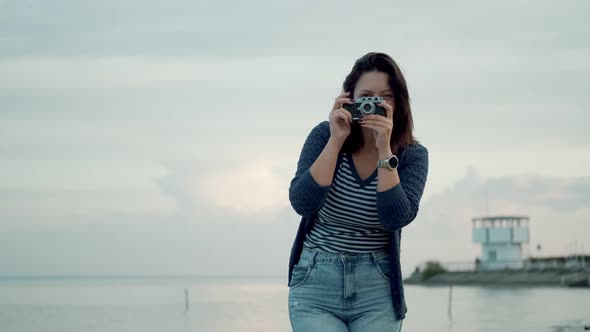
[361,114,381,121]
[334,109,350,123]
[379,102,394,120]
[334,98,354,109]
[336,97,354,104]
[359,123,384,132]
[362,112,389,121]
[332,107,352,123]
[332,99,354,111]
[336,108,353,123]
[333,92,352,110]
[361,115,392,125]
[360,119,390,129]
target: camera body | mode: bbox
[343,96,386,121]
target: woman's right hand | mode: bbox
[329,91,354,142]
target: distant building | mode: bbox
[472,215,530,270]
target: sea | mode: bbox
[0,275,589,332]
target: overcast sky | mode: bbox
[1,0,589,278]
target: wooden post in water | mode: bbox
[448,283,453,320]
[184,288,190,313]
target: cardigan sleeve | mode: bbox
[376,144,429,232]
[288,122,332,217]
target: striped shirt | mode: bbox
[303,151,391,253]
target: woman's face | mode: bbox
[353,70,394,107]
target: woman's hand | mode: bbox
[359,101,395,154]
[328,91,354,142]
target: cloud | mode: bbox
[154,158,294,219]
[201,160,290,215]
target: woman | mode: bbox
[287,52,429,331]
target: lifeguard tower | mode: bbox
[472,215,530,270]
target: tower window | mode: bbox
[489,251,497,261]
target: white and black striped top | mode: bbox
[303,152,391,253]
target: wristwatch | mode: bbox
[377,154,399,171]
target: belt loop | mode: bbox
[369,252,378,264]
[310,249,318,267]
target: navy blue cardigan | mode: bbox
[287,121,429,320]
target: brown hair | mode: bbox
[341,52,418,155]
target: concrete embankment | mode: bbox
[403,269,590,287]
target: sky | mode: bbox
[1,0,589,278]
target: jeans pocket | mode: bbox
[289,260,313,289]
[373,258,391,281]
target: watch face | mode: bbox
[388,156,399,169]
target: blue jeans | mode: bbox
[288,246,403,332]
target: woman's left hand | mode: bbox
[359,101,394,153]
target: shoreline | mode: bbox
[404,268,590,287]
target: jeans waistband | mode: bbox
[300,246,390,264]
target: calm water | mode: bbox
[0,276,588,332]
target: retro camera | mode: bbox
[343,96,386,121]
